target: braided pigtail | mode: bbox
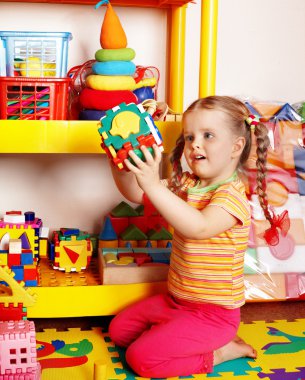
[168,133,185,193]
[253,121,272,224]
[246,115,290,245]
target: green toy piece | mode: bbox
[119,224,148,241]
[110,201,138,217]
[147,227,173,240]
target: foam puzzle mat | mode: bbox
[36,319,305,380]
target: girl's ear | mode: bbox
[232,136,246,158]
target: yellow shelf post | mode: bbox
[199,0,218,97]
[168,5,187,113]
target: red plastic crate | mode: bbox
[0,77,70,120]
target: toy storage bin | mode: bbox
[0,31,72,77]
[0,76,70,120]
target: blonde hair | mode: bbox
[169,95,273,224]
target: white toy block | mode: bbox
[39,226,49,239]
[8,238,22,254]
[3,213,26,224]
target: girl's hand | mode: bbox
[124,144,162,192]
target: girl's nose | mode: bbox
[192,140,200,149]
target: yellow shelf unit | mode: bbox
[0,120,182,154]
[28,282,168,318]
[0,0,219,318]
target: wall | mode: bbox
[216,0,305,105]
[0,0,304,234]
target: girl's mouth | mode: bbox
[194,155,206,160]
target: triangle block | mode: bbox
[134,204,144,216]
[111,201,138,217]
[120,224,147,240]
[99,216,118,240]
[147,227,173,240]
[19,232,31,249]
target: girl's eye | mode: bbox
[184,135,194,142]
[204,132,213,139]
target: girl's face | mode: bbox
[183,108,245,187]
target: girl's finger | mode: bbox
[124,158,140,173]
[140,145,154,164]
[152,144,162,163]
[128,149,145,168]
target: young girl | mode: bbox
[107,96,272,378]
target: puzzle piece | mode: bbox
[258,366,305,379]
[207,357,261,377]
[262,326,305,354]
[31,320,305,380]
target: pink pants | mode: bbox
[108,293,240,378]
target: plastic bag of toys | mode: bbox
[241,97,305,302]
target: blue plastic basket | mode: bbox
[0,31,72,77]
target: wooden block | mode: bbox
[98,249,168,285]
[98,240,118,249]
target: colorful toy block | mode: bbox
[98,102,163,170]
[0,320,41,378]
[0,235,39,286]
[0,211,43,259]
[50,229,93,272]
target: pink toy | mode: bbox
[0,320,41,379]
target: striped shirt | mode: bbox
[167,172,251,309]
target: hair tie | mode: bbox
[263,210,290,246]
[246,114,260,131]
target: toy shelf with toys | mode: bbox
[0,0,192,6]
[0,0,216,319]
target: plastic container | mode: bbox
[0,31,72,77]
[0,76,70,120]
